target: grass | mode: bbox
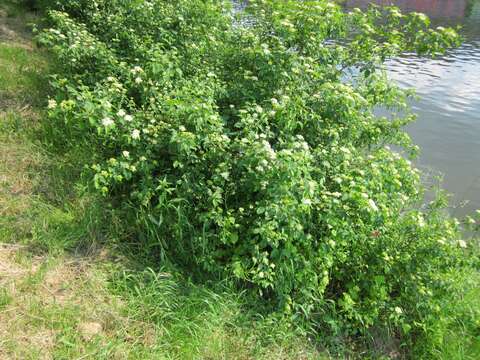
[428,270,480,359]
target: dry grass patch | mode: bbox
[0,245,158,359]
[0,123,46,244]
[0,0,37,49]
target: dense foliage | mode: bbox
[34,0,477,354]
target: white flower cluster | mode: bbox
[131,66,144,74]
[294,135,310,151]
[261,140,276,160]
[47,99,57,109]
[131,129,141,139]
[102,117,114,127]
[117,109,134,122]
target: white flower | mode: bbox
[102,117,114,127]
[368,199,379,212]
[458,240,467,248]
[122,151,130,158]
[340,146,351,154]
[124,114,133,122]
[418,215,425,227]
[117,109,126,117]
[302,198,312,206]
[47,99,57,109]
[466,216,476,225]
[131,129,140,139]
[135,77,143,84]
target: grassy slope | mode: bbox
[0,2,324,359]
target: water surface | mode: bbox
[345,0,480,216]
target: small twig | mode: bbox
[0,306,19,315]
[23,312,50,323]
[76,352,97,360]
[0,243,26,250]
[40,283,57,298]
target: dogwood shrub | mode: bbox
[37,0,470,345]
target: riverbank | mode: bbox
[1,1,479,359]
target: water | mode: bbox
[343,1,480,216]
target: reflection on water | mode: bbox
[344,0,471,18]
[346,0,480,216]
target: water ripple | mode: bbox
[346,0,480,215]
